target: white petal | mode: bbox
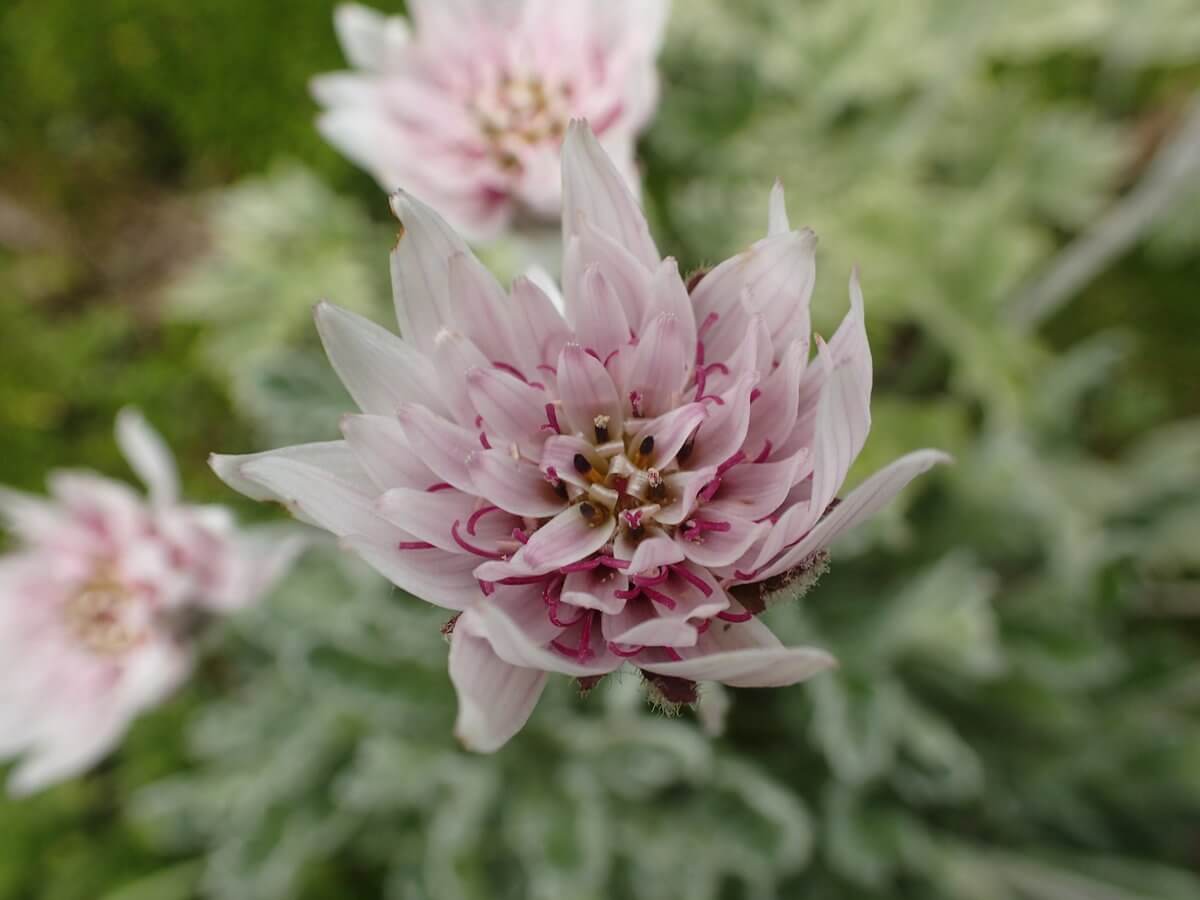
[561,120,658,272]
[115,408,179,504]
[389,190,472,353]
[450,622,547,753]
[333,3,408,69]
[314,301,447,417]
[755,449,952,581]
[210,442,371,503]
[642,616,835,688]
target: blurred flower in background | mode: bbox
[311,0,669,239]
[0,410,303,795]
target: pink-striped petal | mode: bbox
[466,367,548,457]
[641,615,835,688]
[754,449,952,580]
[627,313,689,417]
[555,343,624,438]
[314,301,447,418]
[467,449,567,518]
[342,534,483,610]
[396,403,478,493]
[561,119,659,272]
[450,621,548,753]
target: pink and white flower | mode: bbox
[311,0,668,239]
[0,410,302,795]
[212,122,949,752]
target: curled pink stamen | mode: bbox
[603,349,620,368]
[426,482,454,493]
[661,647,684,661]
[641,587,678,610]
[537,364,558,378]
[670,565,713,596]
[598,556,630,570]
[608,642,645,658]
[560,557,602,573]
[733,567,761,581]
[717,609,754,623]
[511,528,530,544]
[695,619,712,634]
[466,505,499,536]
[750,388,762,403]
[614,586,642,600]
[479,580,496,596]
[548,603,587,628]
[753,441,773,464]
[451,520,504,559]
[698,312,719,339]
[397,540,436,551]
[543,403,562,434]
[632,568,670,588]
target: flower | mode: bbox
[0,410,303,794]
[310,0,668,240]
[212,122,950,752]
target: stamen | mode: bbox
[641,587,678,610]
[698,477,722,503]
[544,403,562,434]
[597,555,630,570]
[497,574,546,585]
[560,557,602,573]
[426,482,455,492]
[750,387,762,403]
[752,441,773,464]
[479,432,492,449]
[466,505,499,536]
[716,452,746,476]
[629,390,644,417]
[451,520,504,559]
[397,540,437,550]
[593,414,610,443]
[511,528,530,544]
[661,647,684,661]
[479,580,496,595]
[608,642,645,658]
[670,565,713,596]
[632,568,670,588]
[716,609,754,623]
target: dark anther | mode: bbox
[677,436,695,462]
[639,436,655,457]
[593,415,610,443]
[579,502,597,521]
[573,453,592,474]
[553,480,568,500]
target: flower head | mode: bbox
[311,0,668,239]
[0,410,302,794]
[213,122,949,752]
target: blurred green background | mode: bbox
[1,1,1199,899]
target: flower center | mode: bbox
[472,74,571,172]
[62,566,145,656]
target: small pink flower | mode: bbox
[0,410,302,794]
[311,0,668,239]
[213,122,950,752]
